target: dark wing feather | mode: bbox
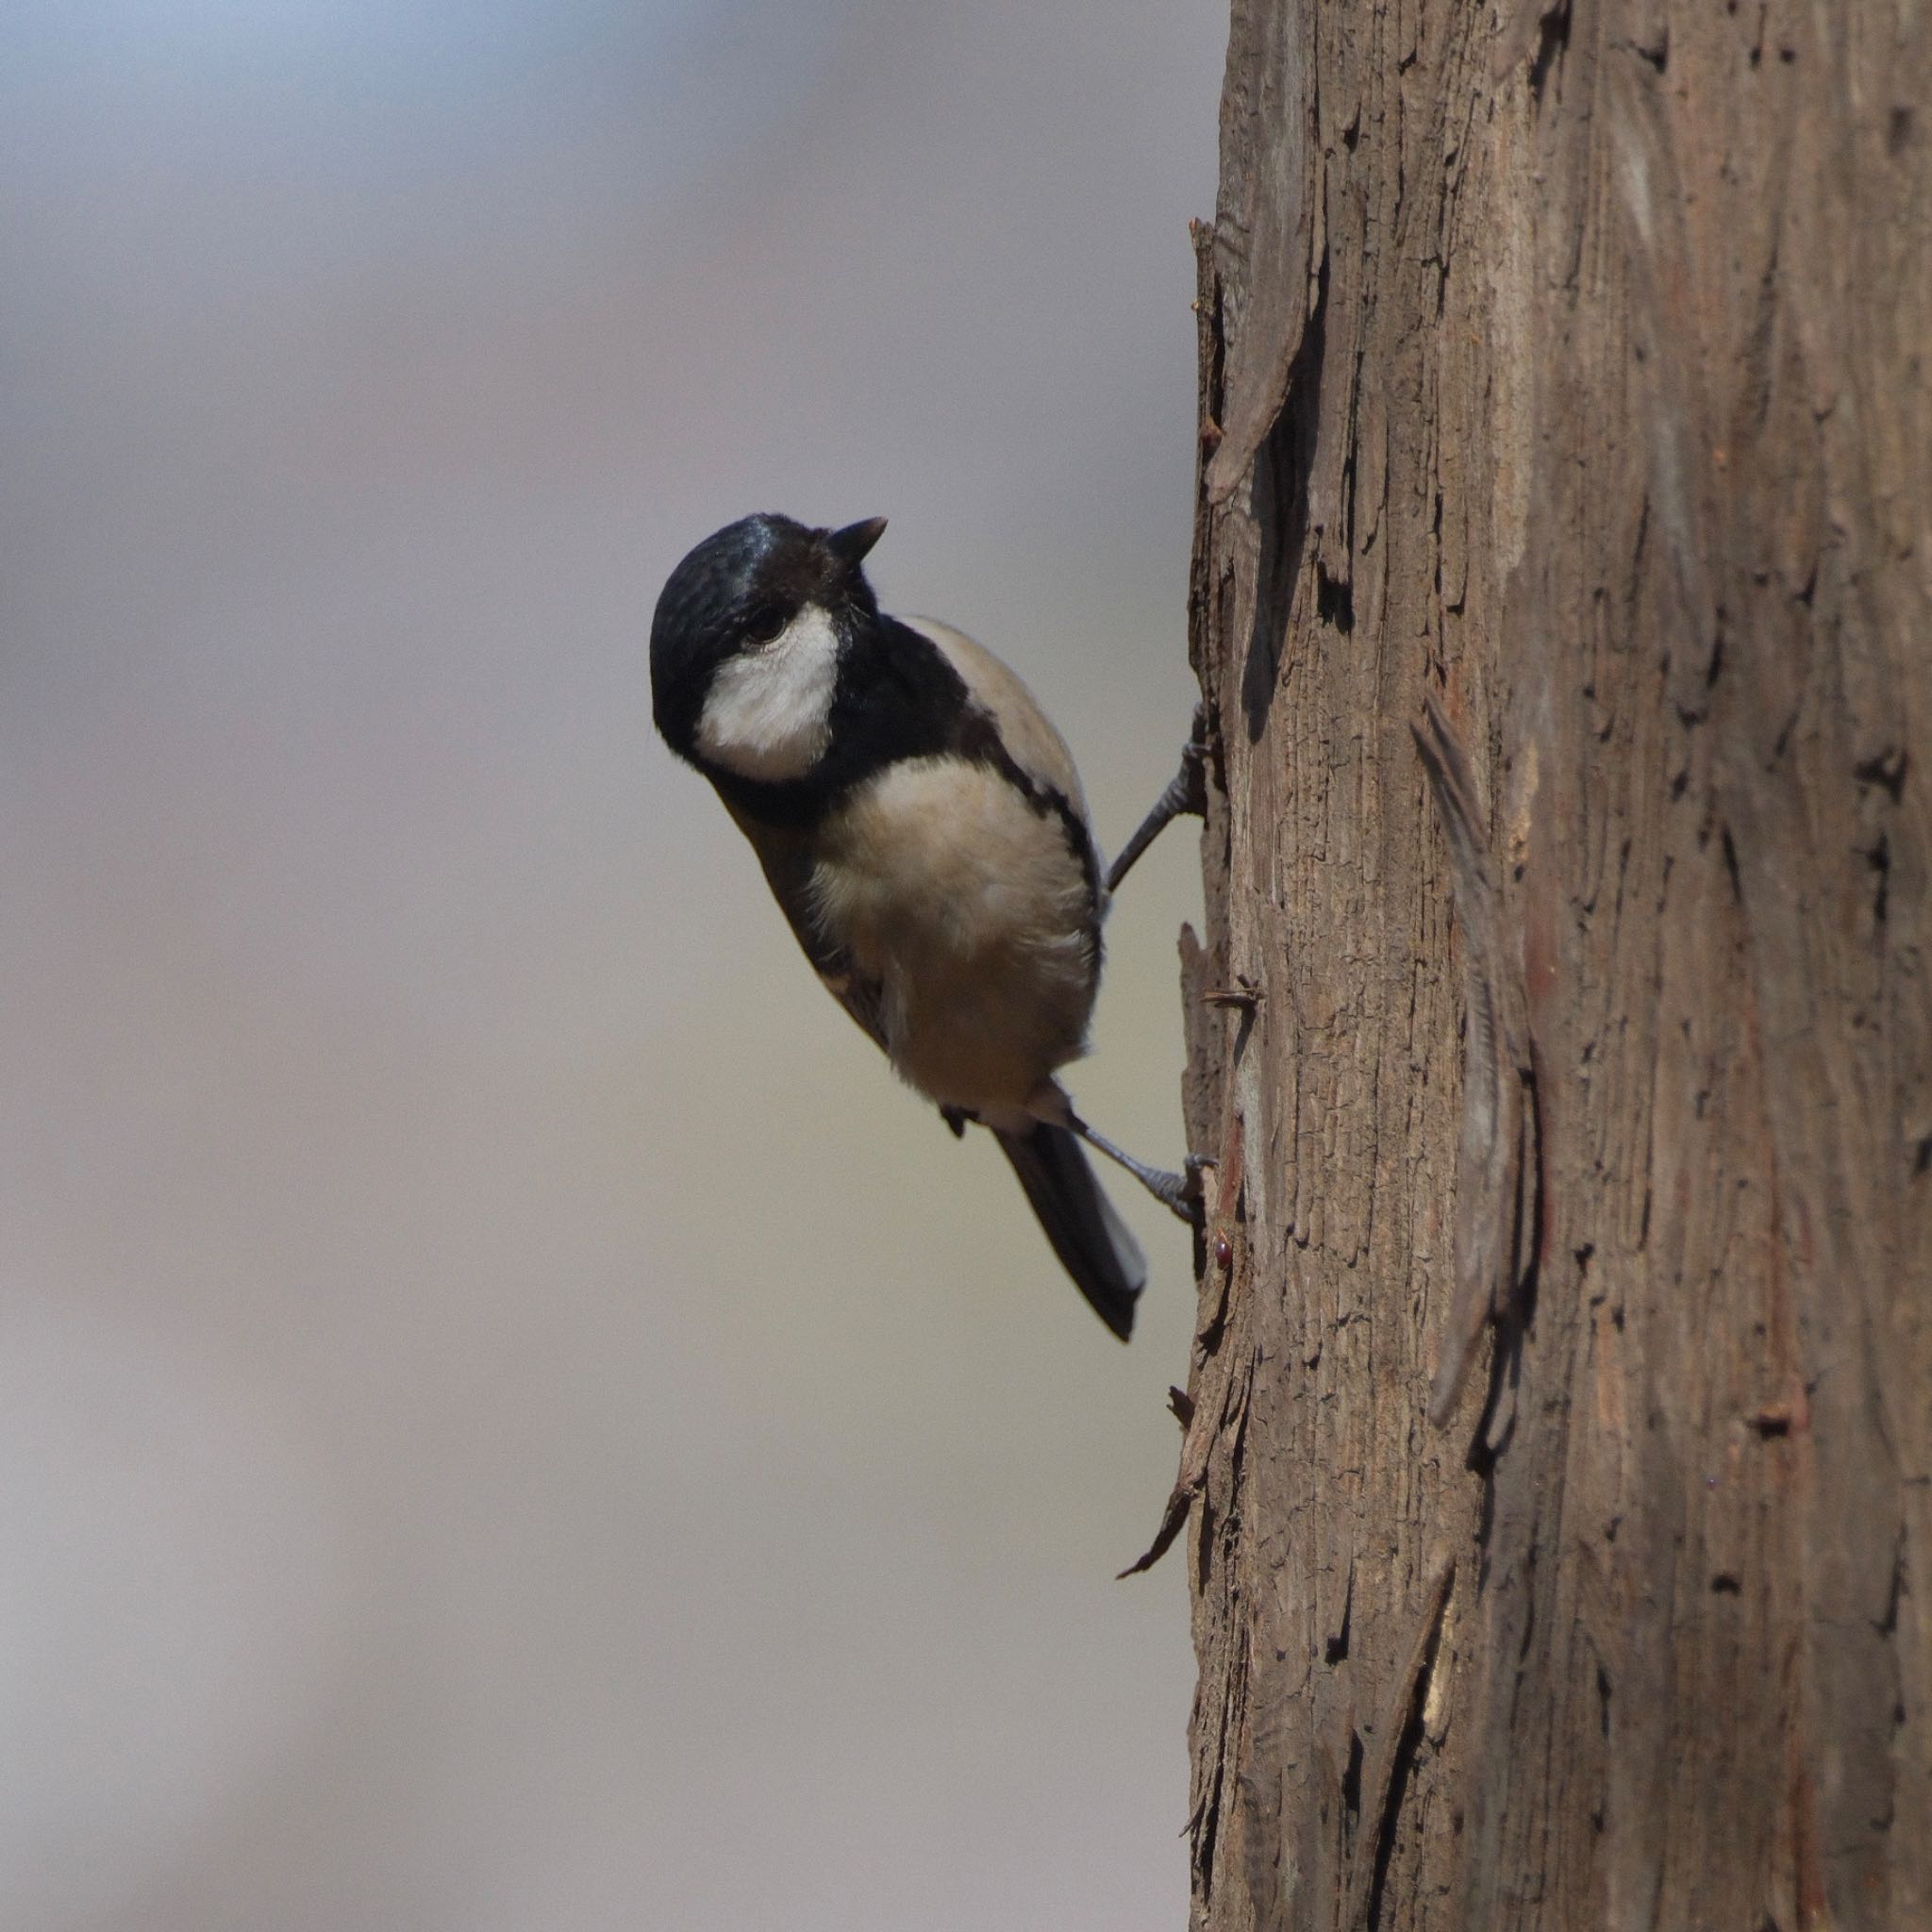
[994,1123,1145,1341]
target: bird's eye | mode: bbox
[741,608,789,650]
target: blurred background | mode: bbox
[0,3,1223,1926]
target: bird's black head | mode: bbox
[649,512,887,764]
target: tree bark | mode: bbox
[1170,3,1930,1927]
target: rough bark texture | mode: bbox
[1172,3,1930,1927]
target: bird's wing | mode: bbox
[902,618,1090,811]
[721,800,889,1053]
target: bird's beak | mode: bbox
[825,517,888,569]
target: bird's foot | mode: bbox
[1073,1118,1202,1227]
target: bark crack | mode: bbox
[1347,1557,1457,1930]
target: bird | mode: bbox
[649,511,1193,1341]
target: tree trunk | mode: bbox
[1169,3,1930,1927]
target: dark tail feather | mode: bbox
[994,1123,1146,1341]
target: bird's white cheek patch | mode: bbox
[696,605,840,781]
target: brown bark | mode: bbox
[1169,2,1931,1927]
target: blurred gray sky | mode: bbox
[0,4,1225,1926]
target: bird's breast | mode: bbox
[808,755,1099,1112]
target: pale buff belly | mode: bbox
[809,757,1098,1113]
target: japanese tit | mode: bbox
[650,511,1174,1340]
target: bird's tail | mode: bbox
[994,1122,1146,1341]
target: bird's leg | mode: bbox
[1106,713,1209,895]
[1069,1117,1201,1226]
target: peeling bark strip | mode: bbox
[1179,1,1932,1928]
[1124,1113,1249,1579]
[1409,693,1538,1429]
[1201,0,1315,507]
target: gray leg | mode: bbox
[1069,1116,1200,1226]
[1107,726,1208,894]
